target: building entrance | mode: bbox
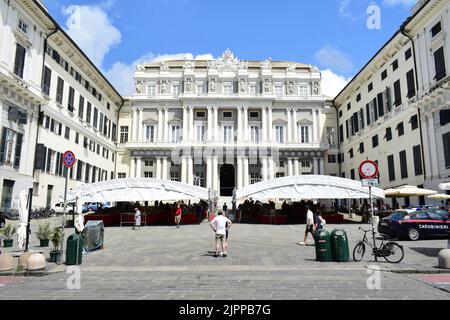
[220,164,235,197]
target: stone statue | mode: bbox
[209,79,216,92]
[261,58,272,70]
[288,81,295,95]
[287,64,297,72]
[240,78,246,92]
[160,61,169,72]
[313,82,320,95]
[185,78,192,92]
[161,81,167,94]
[136,64,145,71]
[136,81,142,94]
[264,79,271,93]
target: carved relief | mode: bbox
[184,60,195,71]
[287,64,297,72]
[287,81,295,95]
[261,58,272,70]
[209,79,216,92]
[185,78,192,92]
[313,82,320,95]
[160,61,169,72]
[135,81,143,94]
[264,79,271,93]
[160,81,167,94]
[240,78,247,92]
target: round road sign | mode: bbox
[63,151,76,169]
[359,160,379,179]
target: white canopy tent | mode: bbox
[440,183,450,191]
[77,178,210,203]
[236,175,385,200]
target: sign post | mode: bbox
[60,151,76,265]
[359,160,379,248]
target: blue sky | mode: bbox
[42,0,418,97]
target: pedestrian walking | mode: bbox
[175,204,182,228]
[300,205,315,245]
[210,210,232,257]
[314,212,326,231]
[223,203,228,217]
[132,208,141,230]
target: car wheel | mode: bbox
[408,228,420,241]
[0,222,5,228]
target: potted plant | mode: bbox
[36,223,52,247]
[49,227,62,263]
[0,224,16,248]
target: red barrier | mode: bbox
[257,215,288,225]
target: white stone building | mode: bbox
[0,0,49,210]
[334,0,450,208]
[118,50,339,198]
[409,0,450,202]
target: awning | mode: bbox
[440,183,450,191]
[236,175,385,200]
[384,185,437,198]
[79,178,210,203]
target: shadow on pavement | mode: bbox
[409,247,442,258]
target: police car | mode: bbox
[378,208,449,241]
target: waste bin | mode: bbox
[314,230,332,262]
[66,233,83,266]
[331,229,350,262]
[82,220,104,252]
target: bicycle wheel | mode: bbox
[383,242,404,264]
[353,242,366,262]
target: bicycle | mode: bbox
[353,227,404,264]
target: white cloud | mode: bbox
[321,69,351,99]
[314,45,354,74]
[62,3,121,67]
[106,52,214,96]
[339,0,353,18]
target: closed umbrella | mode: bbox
[74,189,85,233]
[384,185,438,198]
[17,189,29,250]
[439,183,450,191]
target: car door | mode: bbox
[426,210,449,237]
[409,212,432,237]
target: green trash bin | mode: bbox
[331,229,350,262]
[314,230,332,262]
[66,233,83,266]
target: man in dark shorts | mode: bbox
[300,205,315,245]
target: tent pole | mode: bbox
[24,188,33,252]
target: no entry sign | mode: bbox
[63,151,76,169]
[359,160,379,179]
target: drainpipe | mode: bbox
[114,98,126,179]
[331,101,342,177]
[400,25,427,186]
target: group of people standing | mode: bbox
[299,205,326,246]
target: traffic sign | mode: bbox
[63,151,76,169]
[359,160,379,179]
[362,179,379,187]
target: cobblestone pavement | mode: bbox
[1,221,449,300]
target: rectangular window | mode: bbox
[399,150,408,179]
[410,114,418,130]
[405,48,412,61]
[440,110,450,126]
[99,113,104,134]
[93,108,98,128]
[300,126,310,143]
[381,69,387,80]
[42,66,51,96]
[118,173,126,179]
[393,80,402,107]
[275,126,285,144]
[112,123,117,141]
[443,132,450,168]
[431,21,442,37]
[223,112,233,118]
[75,132,79,144]
[413,145,423,176]
[172,85,181,97]
[397,122,404,136]
[223,126,234,144]
[392,59,399,71]
[14,43,26,78]
[196,125,206,143]
[64,126,70,140]
[1,180,15,209]
[171,126,181,143]
[328,155,337,163]
[372,135,379,148]
[144,172,153,178]
[86,102,92,124]
[145,125,156,142]
[359,142,365,154]
[368,83,373,92]
[349,148,354,159]
[350,169,355,180]
[56,77,64,105]
[434,47,446,81]
[120,126,129,143]
[356,93,361,102]
[406,69,415,98]
[299,85,308,96]
[377,93,385,117]
[388,155,396,181]
[68,87,75,113]
[385,127,392,141]
[339,125,344,143]
[223,82,233,96]
[78,96,84,119]
[250,112,259,118]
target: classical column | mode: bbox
[243,158,249,187]
[136,157,142,178]
[317,109,323,144]
[164,108,169,142]
[292,109,298,142]
[206,157,213,189]
[214,107,219,142]
[189,107,195,142]
[268,107,273,142]
[162,157,168,180]
[237,157,243,189]
[156,157,162,179]
[181,157,188,184]
[237,107,242,142]
[319,158,325,176]
[268,157,275,180]
[427,113,439,178]
[183,107,188,142]
[261,107,267,142]
[294,159,300,176]
[207,107,213,141]
[313,158,319,175]
[243,107,249,142]
[187,157,194,185]
[130,157,136,178]
[212,157,219,192]
[287,109,292,143]
[157,108,163,142]
[312,109,318,144]
[287,159,294,177]
[261,157,268,181]
[138,108,143,142]
[131,108,137,141]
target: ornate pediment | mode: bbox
[208,49,247,72]
[298,119,313,125]
[143,118,158,125]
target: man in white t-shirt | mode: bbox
[210,210,232,257]
[300,205,315,246]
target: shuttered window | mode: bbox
[434,47,446,81]
[14,43,26,78]
[68,87,75,113]
[406,69,415,98]
[388,155,396,181]
[78,96,84,119]
[443,132,450,168]
[56,77,64,105]
[413,145,423,176]
[399,150,408,179]
[393,80,402,107]
[43,66,51,96]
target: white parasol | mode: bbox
[384,185,438,198]
[74,188,84,233]
[17,189,29,249]
[427,194,450,200]
[439,183,450,191]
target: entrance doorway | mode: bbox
[220,164,235,196]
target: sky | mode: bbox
[42,0,419,97]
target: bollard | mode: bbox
[0,253,14,272]
[438,249,450,270]
[27,253,46,271]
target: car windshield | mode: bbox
[386,211,409,221]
